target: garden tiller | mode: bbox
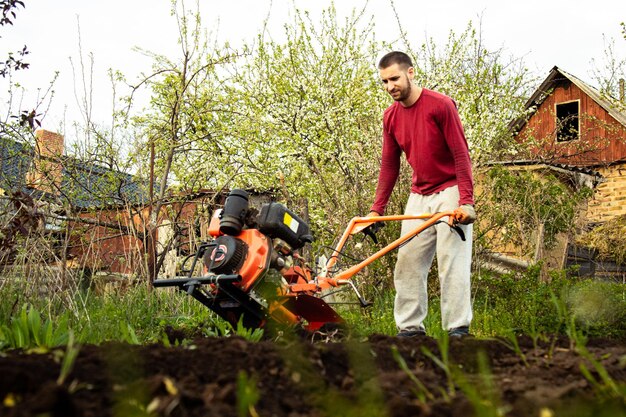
[153,189,465,331]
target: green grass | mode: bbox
[1,265,626,350]
[0,304,70,350]
[2,268,626,417]
[339,266,626,341]
[0,282,231,347]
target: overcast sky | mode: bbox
[2,0,625,139]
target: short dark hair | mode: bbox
[378,51,413,70]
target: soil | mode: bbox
[1,333,625,417]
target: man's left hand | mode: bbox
[449,204,476,225]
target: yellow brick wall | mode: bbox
[25,130,64,194]
[586,163,626,223]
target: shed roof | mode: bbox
[510,66,626,132]
[484,159,604,190]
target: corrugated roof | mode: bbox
[60,157,147,208]
[485,159,602,177]
[0,137,31,190]
[0,134,147,209]
[484,159,604,189]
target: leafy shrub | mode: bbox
[472,266,572,336]
[0,304,70,350]
[478,166,591,258]
[564,280,626,339]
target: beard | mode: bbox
[390,76,413,102]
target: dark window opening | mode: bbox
[556,101,579,142]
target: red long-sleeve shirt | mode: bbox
[371,89,474,215]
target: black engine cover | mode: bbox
[203,236,248,275]
[257,202,313,250]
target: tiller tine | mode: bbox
[282,294,343,331]
[153,275,268,329]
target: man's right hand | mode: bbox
[362,211,383,243]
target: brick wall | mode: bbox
[26,129,64,194]
[34,129,64,157]
[586,163,626,222]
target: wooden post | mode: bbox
[534,222,549,281]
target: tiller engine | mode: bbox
[153,189,465,331]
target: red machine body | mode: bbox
[153,189,462,331]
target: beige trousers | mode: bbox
[393,186,473,332]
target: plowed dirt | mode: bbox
[1,334,625,416]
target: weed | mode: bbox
[0,304,70,350]
[390,344,434,403]
[203,318,233,338]
[453,351,509,417]
[119,321,141,345]
[160,331,172,347]
[421,335,455,400]
[577,344,626,402]
[499,330,529,367]
[550,289,589,351]
[57,331,80,386]
[235,319,265,342]
[276,330,388,417]
[104,341,152,417]
[237,370,260,417]
[527,312,549,352]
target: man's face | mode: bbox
[379,63,414,103]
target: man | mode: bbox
[369,51,476,338]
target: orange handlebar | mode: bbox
[315,211,456,290]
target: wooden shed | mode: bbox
[480,67,626,277]
[510,66,626,223]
